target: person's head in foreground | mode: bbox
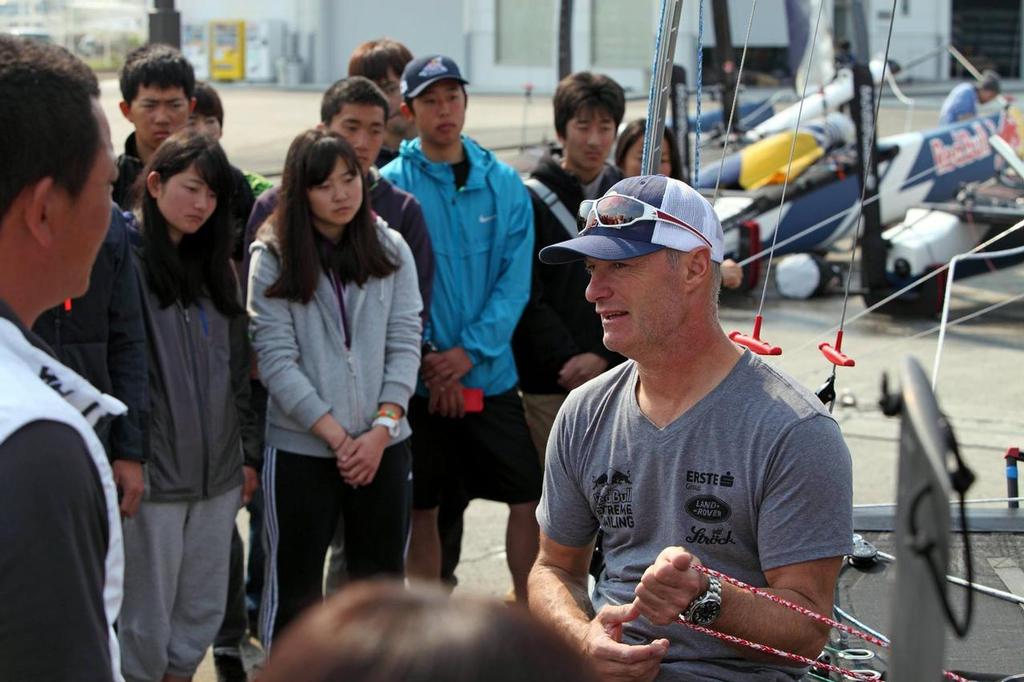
[258,581,599,682]
[539,175,726,362]
[0,35,114,325]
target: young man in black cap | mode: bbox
[381,54,541,601]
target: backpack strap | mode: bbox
[524,177,579,238]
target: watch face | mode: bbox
[692,600,721,625]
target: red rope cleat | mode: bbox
[728,315,782,356]
[819,330,855,367]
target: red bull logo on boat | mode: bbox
[929,122,992,176]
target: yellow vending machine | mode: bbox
[209,20,245,81]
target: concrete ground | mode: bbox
[96,80,1024,680]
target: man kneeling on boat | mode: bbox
[528,175,854,681]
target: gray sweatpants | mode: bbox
[119,486,241,681]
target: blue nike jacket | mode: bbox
[381,135,534,396]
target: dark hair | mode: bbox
[119,43,195,104]
[553,72,626,138]
[615,118,684,181]
[320,76,389,125]
[193,80,224,126]
[266,129,397,303]
[347,38,413,83]
[0,36,101,219]
[139,129,240,316]
[259,581,600,682]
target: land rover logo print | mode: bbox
[592,469,634,529]
[685,495,731,523]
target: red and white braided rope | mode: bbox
[682,564,971,682]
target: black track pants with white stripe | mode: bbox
[259,440,411,649]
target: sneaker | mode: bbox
[214,652,248,682]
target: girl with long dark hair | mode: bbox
[118,129,261,681]
[247,130,422,647]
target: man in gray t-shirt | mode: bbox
[528,175,853,682]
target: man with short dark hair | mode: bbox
[513,71,626,459]
[348,38,417,167]
[244,76,433,316]
[0,35,125,681]
[529,175,853,680]
[113,43,196,206]
[381,54,541,602]
[939,69,1001,125]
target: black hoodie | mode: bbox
[512,155,624,394]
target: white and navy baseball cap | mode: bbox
[401,54,469,99]
[539,175,725,264]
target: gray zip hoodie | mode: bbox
[247,218,422,457]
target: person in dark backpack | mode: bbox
[512,72,626,460]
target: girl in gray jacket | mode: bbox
[247,130,422,647]
[120,131,261,682]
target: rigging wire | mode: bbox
[694,0,705,184]
[931,244,1024,389]
[752,0,828,323]
[789,218,1024,355]
[711,0,760,204]
[813,0,900,409]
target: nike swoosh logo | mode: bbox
[478,214,497,223]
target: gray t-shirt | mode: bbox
[537,351,853,681]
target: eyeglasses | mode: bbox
[578,194,712,248]
[376,79,401,96]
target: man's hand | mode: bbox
[584,602,668,681]
[242,465,259,505]
[558,352,609,391]
[721,259,744,290]
[633,547,707,626]
[336,427,389,487]
[112,459,144,518]
[428,380,466,418]
[421,347,473,388]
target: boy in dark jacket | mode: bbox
[113,44,195,207]
[513,72,626,458]
[33,205,149,517]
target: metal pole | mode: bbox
[558,0,574,81]
[149,0,181,49]
[641,0,685,176]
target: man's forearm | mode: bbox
[528,562,595,649]
[712,584,830,663]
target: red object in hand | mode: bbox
[728,315,782,355]
[462,387,484,413]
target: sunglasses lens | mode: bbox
[578,200,597,231]
[596,195,645,226]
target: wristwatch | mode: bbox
[372,415,401,438]
[680,574,722,626]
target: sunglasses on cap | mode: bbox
[578,193,713,249]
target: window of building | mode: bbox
[495,0,555,66]
[592,0,654,68]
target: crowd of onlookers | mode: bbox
[2,26,858,682]
[2,34,682,682]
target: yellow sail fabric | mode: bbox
[740,131,825,190]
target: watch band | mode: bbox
[681,574,722,625]
[372,415,400,438]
